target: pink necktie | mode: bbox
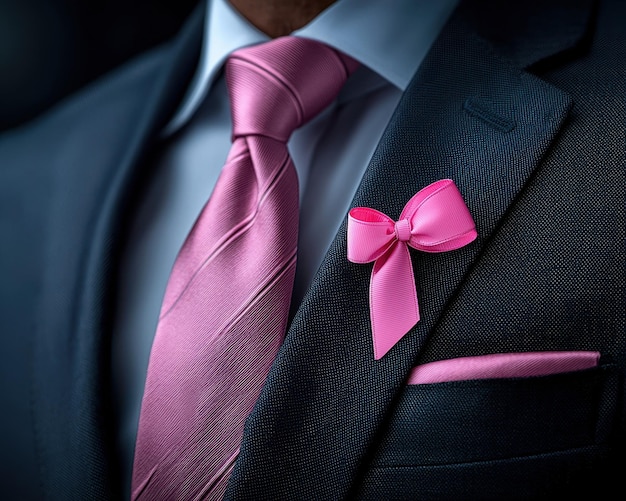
[131,37,357,500]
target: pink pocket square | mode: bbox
[407,351,600,385]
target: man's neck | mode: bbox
[228,0,337,38]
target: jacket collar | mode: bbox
[226,0,591,498]
[31,3,206,498]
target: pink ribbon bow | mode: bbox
[347,179,478,359]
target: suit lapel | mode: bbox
[227,1,591,498]
[31,4,205,499]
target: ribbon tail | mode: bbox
[370,243,420,360]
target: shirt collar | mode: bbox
[164,0,268,135]
[294,0,458,90]
[164,0,458,135]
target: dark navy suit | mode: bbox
[1,0,624,499]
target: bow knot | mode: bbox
[394,219,412,242]
[347,179,477,359]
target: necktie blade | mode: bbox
[132,36,357,499]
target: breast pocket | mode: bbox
[355,363,621,500]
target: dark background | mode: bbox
[0,0,198,132]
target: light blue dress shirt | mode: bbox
[112,0,458,491]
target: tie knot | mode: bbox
[226,37,358,142]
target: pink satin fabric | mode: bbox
[131,37,357,500]
[347,179,477,359]
[407,351,600,384]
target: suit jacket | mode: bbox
[1,0,624,499]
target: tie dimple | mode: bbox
[132,36,357,501]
